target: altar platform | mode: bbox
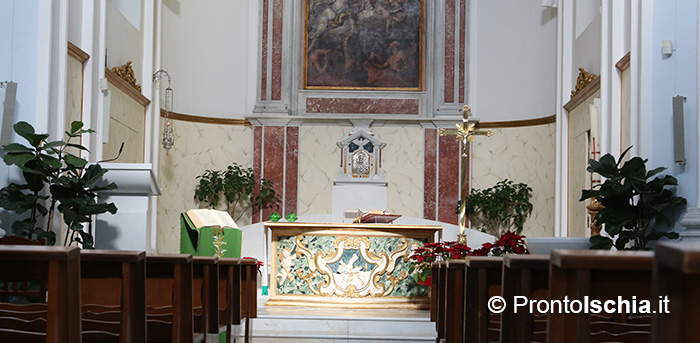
[245,296,436,342]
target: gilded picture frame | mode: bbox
[303,0,424,91]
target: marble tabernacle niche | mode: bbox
[266,222,441,309]
[336,127,386,182]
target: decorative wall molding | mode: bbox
[160,111,554,129]
[479,115,556,128]
[563,77,600,112]
[67,42,90,63]
[247,114,481,128]
[306,98,420,115]
[681,207,700,241]
[159,109,251,126]
[104,68,150,107]
[616,52,631,72]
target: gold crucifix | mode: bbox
[438,105,493,243]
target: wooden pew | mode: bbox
[146,254,198,343]
[430,261,447,343]
[444,260,467,343]
[652,242,700,343]
[80,249,146,343]
[0,245,81,343]
[239,258,258,341]
[192,256,221,342]
[218,258,258,343]
[500,254,549,343]
[0,236,46,246]
[465,256,503,343]
[548,249,653,343]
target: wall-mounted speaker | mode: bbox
[672,95,686,165]
[1,81,18,147]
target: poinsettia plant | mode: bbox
[470,231,529,256]
[243,256,264,275]
[409,232,530,287]
[408,241,471,287]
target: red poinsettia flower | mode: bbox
[417,276,431,287]
[243,256,264,273]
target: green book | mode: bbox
[180,209,242,258]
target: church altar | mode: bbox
[265,222,441,309]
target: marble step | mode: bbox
[245,306,437,343]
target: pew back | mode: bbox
[80,249,146,343]
[0,246,81,343]
[193,256,221,341]
[501,254,549,343]
[652,242,700,343]
[146,254,195,343]
[549,249,654,343]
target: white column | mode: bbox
[555,0,574,237]
[679,0,700,241]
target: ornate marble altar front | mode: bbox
[265,222,441,309]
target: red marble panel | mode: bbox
[424,129,437,221]
[438,134,459,225]
[261,0,269,101]
[271,0,283,101]
[252,126,263,223]
[263,126,285,221]
[459,0,466,104]
[444,0,455,103]
[285,126,299,216]
[306,98,419,114]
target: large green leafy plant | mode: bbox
[580,147,686,250]
[194,162,280,222]
[0,121,117,247]
[461,179,533,237]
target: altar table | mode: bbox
[264,222,441,309]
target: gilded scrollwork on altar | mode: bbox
[292,236,410,298]
[275,234,424,298]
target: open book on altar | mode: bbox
[184,209,238,230]
[353,210,402,224]
[180,209,242,258]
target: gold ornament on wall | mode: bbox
[111,60,141,92]
[571,67,598,99]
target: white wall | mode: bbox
[161,0,257,118]
[1,0,42,128]
[650,0,698,226]
[572,6,601,80]
[106,0,143,79]
[474,0,557,121]
[67,0,82,44]
[0,0,49,232]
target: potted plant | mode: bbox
[408,241,471,287]
[470,231,530,256]
[580,147,686,250]
[461,179,533,237]
[0,121,117,247]
[194,162,280,222]
[408,232,530,287]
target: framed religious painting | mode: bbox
[304,0,423,91]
